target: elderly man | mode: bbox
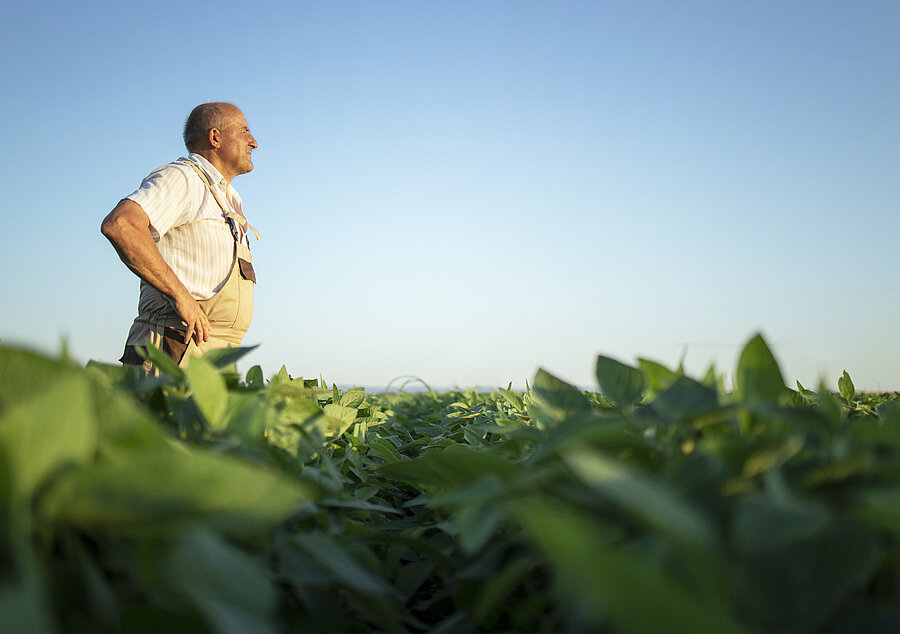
[102,102,259,369]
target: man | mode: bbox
[101,102,259,369]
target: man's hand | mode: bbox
[172,291,211,344]
[102,199,209,343]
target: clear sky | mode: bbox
[2,1,898,391]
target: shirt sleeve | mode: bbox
[126,164,199,239]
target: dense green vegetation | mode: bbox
[2,335,900,632]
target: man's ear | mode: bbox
[208,127,220,149]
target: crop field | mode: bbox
[1,334,900,633]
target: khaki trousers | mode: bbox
[121,241,255,372]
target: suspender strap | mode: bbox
[175,160,262,241]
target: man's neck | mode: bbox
[193,150,235,185]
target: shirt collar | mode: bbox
[185,152,228,190]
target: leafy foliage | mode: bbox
[1,333,900,632]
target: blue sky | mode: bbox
[2,1,898,391]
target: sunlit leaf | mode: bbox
[838,370,855,402]
[596,355,645,408]
[735,334,787,403]
[183,358,228,428]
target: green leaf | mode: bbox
[183,358,228,428]
[455,501,503,554]
[0,355,97,502]
[796,380,815,396]
[323,403,358,425]
[742,436,804,478]
[533,369,592,419]
[564,448,716,549]
[200,345,258,369]
[838,370,855,401]
[596,355,645,408]
[340,389,367,409]
[529,415,640,463]
[649,376,721,424]
[511,498,745,634]
[245,365,264,390]
[43,445,314,536]
[637,358,678,399]
[165,529,279,634]
[733,496,882,631]
[224,393,271,440]
[734,334,786,403]
[367,438,403,463]
[288,532,395,596]
[378,447,519,490]
[137,338,184,381]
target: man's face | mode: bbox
[217,107,258,178]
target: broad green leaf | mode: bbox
[564,448,715,549]
[742,436,804,477]
[340,389,367,409]
[224,393,271,440]
[0,367,97,502]
[511,498,745,634]
[816,387,844,426]
[701,364,719,391]
[596,355,645,408]
[245,365,264,390]
[200,345,258,369]
[269,365,291,389]
[838,370,855,401]
[367,438,403,463]
[378,447,519,490]
[85,359,130,386]
[43,445,314,536]
[87,380,170,457]
[734,334,787,404]
[137,338,183,381]
[529,414,639,463]
[533,369,592,420]
[796,380,815,396]
[166,529,278,634]
[288,532,395,596]
[454,501,503,554]
[876,399,900,424]
[852,415,900,449]
[499,386,524,411]
[304,410,356,440]
[637,358,677,399]
[323,403,358,425]
[649,376,721,424]
[733,496,882,631]
[183,358,228,428]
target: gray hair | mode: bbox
[183,102,236,152]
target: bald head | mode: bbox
[183,102,240,152]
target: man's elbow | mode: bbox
[101,200,141,243]
[100,213,124,242]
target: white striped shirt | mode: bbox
[127,153,248,300]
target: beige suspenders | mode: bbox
[174,159,262,242]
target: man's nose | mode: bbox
[249,135,259,148]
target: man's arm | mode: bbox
[101,199,210,345]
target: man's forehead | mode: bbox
[223,107,249,128]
